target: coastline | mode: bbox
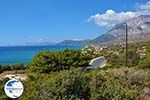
[0,45,83,65]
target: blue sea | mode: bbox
[0,45,83,65]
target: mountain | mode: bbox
[90,15,150,45]
[57,39,90,46]
[24,41,56,46]
[90,34,117,45]
[20,39,56,46]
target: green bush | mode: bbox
[28,49,92,73]
[0,78,10,100]
[0,64,25,73]
[0,68,149,100]
[138,53,150,68]
[17,68,150,100]
[19,68,90,100]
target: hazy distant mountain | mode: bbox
[24,42,56,46]
[20,40,56,46]
[57,39,91,46]
[90,15,150,45]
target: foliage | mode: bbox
[127,49,140,67]
[0,68,149,100]
[28,49,92,73]
[0,64,26,73]
[138,52,150,68]
[99,42,143,68]
[20,68,150,100]
[19,68,90,100]
[1,41,150,100]
[0,78,10,100]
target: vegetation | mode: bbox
[0,41,150,99]
[138,53,150,68]
[28,49,93,73]
[98,41,150,69]
[0,64,26,73]
[0,78,9,100]
[0,68,149,100]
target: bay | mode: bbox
[0,45,83,65]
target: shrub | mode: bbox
[28,49,92,73]
[17,68,150,100]
[138,53,150,68]
[20,68,91,100]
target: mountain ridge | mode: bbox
[90,15,150,45]
[56,39,91,46]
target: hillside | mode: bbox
[57,39,90,46]
[90,15,150,45]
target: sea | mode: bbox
[0,45,83,65]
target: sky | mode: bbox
[0,0,149,46]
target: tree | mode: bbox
[28,49,92,73]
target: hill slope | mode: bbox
[57,39,90,46]
[90,15,150,45]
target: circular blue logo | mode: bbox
[4,78,24,98]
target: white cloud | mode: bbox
[136,1,150,15]
[88,10,137,27]
[137,1,150,11]
[88,1,150,27]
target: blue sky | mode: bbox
[0,0,149,45]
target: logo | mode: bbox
[4,78,24,98]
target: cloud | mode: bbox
[88,10,137,27]
[136,1,150,15]
[88,1,150,27]
[137,1,150,11]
